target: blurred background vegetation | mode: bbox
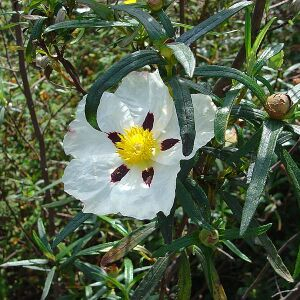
[0,0,300,299]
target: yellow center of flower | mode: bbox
[123,0,137,4]
[116,126,160,169]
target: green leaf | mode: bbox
[77,0,112,20]
[222,240,252,263]
[256,75,273,94]
[288,83,300,104]
[221,224,272,240]
[44,20,135,33]
[52,212,92,248]
[177,252,191,300]
[166,42,195,77]
[153,232,198,257]
[176,180,212,229]
[278,147,300,205]
[37,218,52,254]
[223,191,294,282]
[194,65,266,103]
[101,222,156,266]
[157,211,174,244]
[76,242,117,256]
[99,215,128,237]
[112,5,166,41]
[0,259,48,268]
[240,120,283,235]
[252,43,284,75]
[230,105,266,123]
[131,255,169,300]
[85,50,165,130]
[75,260,106,281]
[214,90,239,145]
[42,197,73,208]
[33,231,55,260]
[124,258,134,288]
[41,267,56,300]
[293,245,300,279]
[177,1,252,45]
[244,7,252,62]
[268,50,284,69]
[155,10,175,38]
[168,77,195,156]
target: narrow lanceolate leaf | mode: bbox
[288,83,300,105]
[44,20,135,33]
[278,147,300,205]
[294,246,300,279]
[77,0,112,20]
[223,191,294,282]
[0,259,48,268]
[177,252,192,300]
[168,77,195,156]
[155,10,175,38]
[222,240,252,263]
[112,5,166,41]
[166,42,195,77]
[41,267,56,300]
[85,50,165,130]
[37,218,52,253]
[252,43,284,75]
[157,211,174,244]
[101,222,156,266]
[33,231,55,261]
[131,256,169,300]
[52,212,92,248]
[240,120,283,235]
[176,180,212,229]
[176,1,252,45]
[214,90,239,145]
[194,66,266,103]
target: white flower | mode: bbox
[62,71,216,219]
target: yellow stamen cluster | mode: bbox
[116,126,160,169]
[123,0,137,4]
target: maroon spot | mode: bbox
[161,138,180,151]
[142,167,154,187]
[108,132,121,144]
[142,112,154,131]
[111,164,129,183]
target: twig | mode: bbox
[11,0,55,235]
[282,282,300,300]
[179,0,185,35]
[213,0,267,97]
[241,232,300,299]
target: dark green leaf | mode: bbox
[214,90,239,145]
[168,77,195,156]
[112,5,166,41]
[293,246,300,279]
[52,212,92,248]
[131,256,169,300]
[77,0,112,19]
[240,120,283,235]
[153,232,198,257]
[166,42,195,77]
[256,75,274,94]
[41,267,56,300]
[223,191,294,282]
[155,10,175,38]
[37,218,52,254]
[230,105,266,123]
[177,1,252,45]
[177,251,191,300]
[101,222,156,266]
[85,50,165,130]
[222,240,251,262]
[288,83,300,105]
[33,231,55,260]
[157,211,174,244]
[221,224,272,240]
[44,20,135,33]
[194,65,266,103]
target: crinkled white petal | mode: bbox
[184,94,216,159]
[62,155,121,215]
[115,71,174,135]
[63,96,116,159]
[109,163,180,219]
[96,92,134,133]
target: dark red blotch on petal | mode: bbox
[111,164,129,183]
[142,167,154,187]
[142,112,154,131]
[161,138,180,151]
[108,132,121,144]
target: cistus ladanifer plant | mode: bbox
[1,0,300,299]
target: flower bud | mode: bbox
[147,0,163,11]
[199,229,219,247]
[265,93,292,119]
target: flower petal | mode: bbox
[185,94,216,159]
[63,96,115,159]
[115,71,174,135]
[109,163,180,219]
[97,92,134,133]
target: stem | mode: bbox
[11,0,55,235]
[179,0,185,35]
